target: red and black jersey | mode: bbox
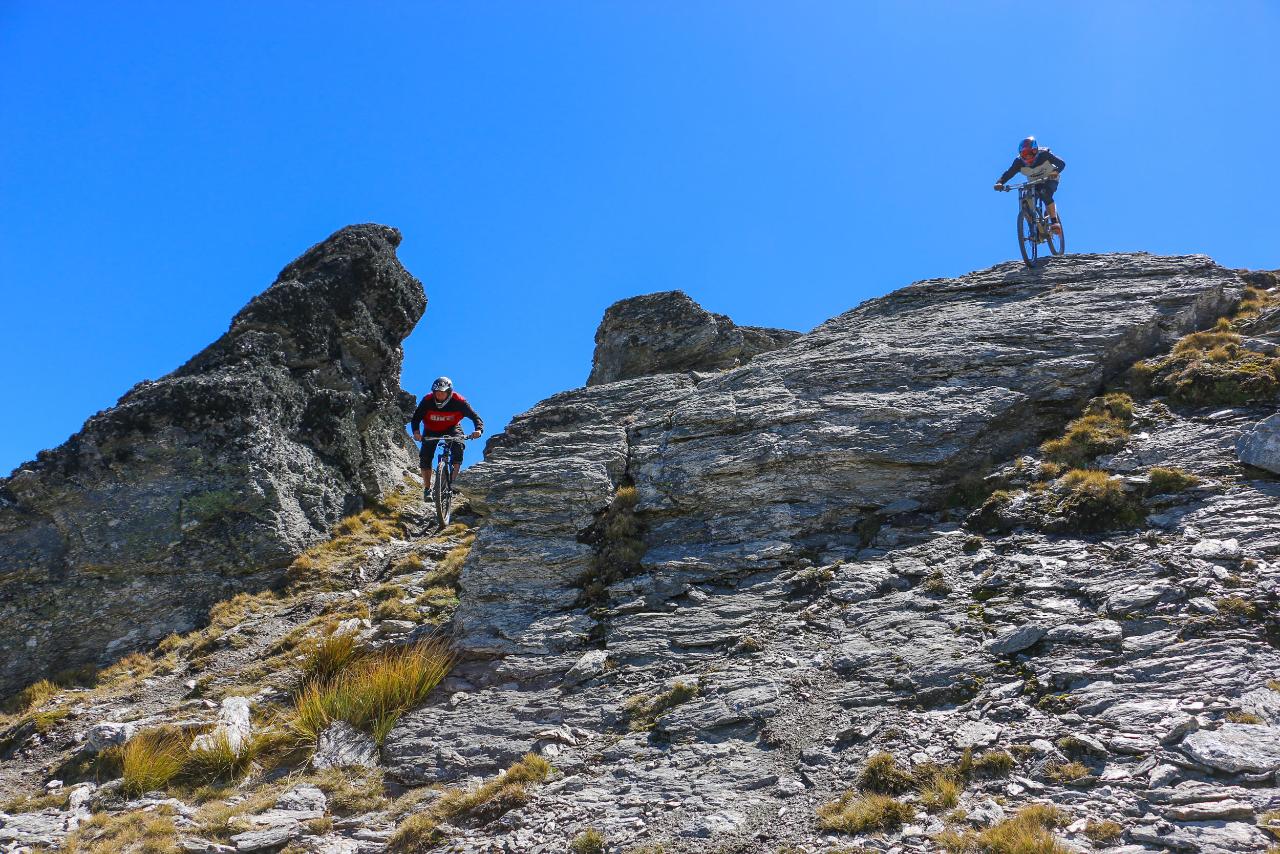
[411,392,484,437]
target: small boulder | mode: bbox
[311,721,379,770]
[1238,413,1280,474]
[561,649,609,688]
[985,624,1046,655]
[86,722,136,755]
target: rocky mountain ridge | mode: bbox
[0,224,424,697]
[3,239,1280,854]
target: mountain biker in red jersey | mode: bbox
[994,136,1066,235]
[411,377,483,500]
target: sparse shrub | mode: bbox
[1036,693,1076,713]
[791,565,835,594]
[393,552,426,574]
[291,638,453,744]
[570,828,607,854]
[624,682,697,731]
[923,569,952,594]
[734,635,765,654]
[1133,319,1280,405]
[1052,469,1141,532]
[962,536,984,553]
[817,792,915,834]
[579,483,645,604]
[858,752,915,794]
[115,729,188,796]
[1084,819,1124,843]
[1268,680,1280,693]
[1146,466,1200,494]
[936,803,1070,853]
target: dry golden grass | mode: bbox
[1052,469,1141,532]
[936,803,1070,853]
[114,729,188,796]
[920,774,962,812]
[570,829,607,854]
[62,809,182,853]
[1084,819,1124,843]
[1227,710,1265,724]
[1147,466,1200,494]
[301,630,359,685]
[858,752,916,794]
[1133,317,1280,405]
[290,638,453,744]
[817,792,915,834]
[310,766,389,814]
[623,682,697,731]
[387,754,551,851]
[1044,761,1089,784]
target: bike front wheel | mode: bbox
[1047,219,1066,256]
[433,459,453,529]
[1017,210,1039,268]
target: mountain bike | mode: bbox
[426,436,471,529]
[999,178,1065,268]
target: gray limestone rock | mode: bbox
[985,624,1047,655]
[1238,413,1280,474]
[311,721,379,771]
[586,290,799,386]
[0,224,424,696]
[85,721,136,754]
[1181,724,1280,774]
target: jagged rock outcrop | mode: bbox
[454,254,1240,660]
[586,290,800,386]
[0,224,424,696]
[372,253,1280,852]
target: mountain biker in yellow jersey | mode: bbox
[410,377,483,501]
[994,136,1066,235]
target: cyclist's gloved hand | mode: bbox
[467,430,482,440]
[993,183,1004,191]
[412,432,422,442]
[1047,171,1060,180]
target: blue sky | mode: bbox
[2,1,1277,475]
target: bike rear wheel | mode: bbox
[433,459,453,529]
[1017,210,1039,268]
[1047,218,1066,256]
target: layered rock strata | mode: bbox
[0,224,424,695]
[455,254,1242,662]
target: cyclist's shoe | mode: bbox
[423,487,430,502]
[1050,222,1063,236]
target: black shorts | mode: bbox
[1035,180,1059,206]
[420,436,464,469]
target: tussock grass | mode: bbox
[920,774,962,812]
[387,811,445,852]
[310,766,388,814]
[290,638,453,744]
[1084,819,1124,843]
[858,752,916,794]
[570,828,607,854]
[115,729,188,796]
[302,631,359,686]
[1044,760,1089,784]
[62,809,182,854]
[1147,466,1200,494]
[817,792,915,834]
[285,493,417,590]
[1041,394,1134,468]
[4,679,59,715]
[936,803,1070,853]
[623,682,697,731]
[2,788,71,813]
[1217,596,1260,619]
[956,747,1015,777]
[1052,469,1141,532]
